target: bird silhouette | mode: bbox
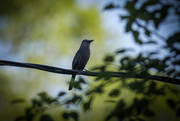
[69,39,93,90]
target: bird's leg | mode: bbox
[84,69,90,72]
[76,69,81,74]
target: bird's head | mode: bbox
[82,39,94,43]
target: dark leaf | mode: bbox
[58,92,66,97]
[74,82,82,90]
[109,89,120,97]
[144,40,157,44]
[78,77,87,84]
[11,99,25,104]
[148,52,158,56]
[104,55,114,62]
[126,19,133,32]
[132,30,143,44]
[70,95,82,104]
[32,99,42,108]
[83,97,93,112]
[162,56,171,64]
[105,100,117,103]
[115,48,134,54]
[62,112,69,120]
[143,109,156,117]
[128,81,145,93]
[167,69,175,76]
[91,65,106,71]
[40,115,53,121]
[115,49,126,54]
[38,92,48,98]
[145,30,150,36]
[15,116,26,121]
[104,3,119,10]
[120,15,130,20]
[69,112,78,121]
[116,100,126,109]
[166,99,176,109]
[176,108,180,117]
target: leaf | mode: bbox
[176,108,180,117]
[144,40,157,44]
[69,112,78,121]
[78,77,87,84]
[166,99,176,109]
[120,15,130,20]
[58,92,66,97]
[70,95,82,104]
[104,3,118,10]
[115,49,126,54]
[109,89,120,97]
[132,30,142,44]
[145,30,150,36]
[128,81,145,93]
[126,19,133,32]
[148,52,158,56]
[105,100,117,103]
[11,99,25,104]
[15,116,26,121]
[32,99,42,108]
[74,82,82,90]
[143,109,155,117]
[40,115,53,121]
[90,65,106,71]
[62,112,69,120]
[104,55,114,62]
[83,97,93,112]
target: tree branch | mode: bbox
[0,60,179,85]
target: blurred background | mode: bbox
[0,0,179,121]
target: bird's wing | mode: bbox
[72,50,81,69]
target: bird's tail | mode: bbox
[69,75,76,90]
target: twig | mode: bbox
[0,60,180,85]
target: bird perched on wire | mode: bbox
[69,39,93,90]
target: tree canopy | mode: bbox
[0,0,180,121]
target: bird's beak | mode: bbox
[89,40,94,43]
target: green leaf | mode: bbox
[74,82,82,90]
[132,30,142,44]
[120,15,130,20]
[32,99,42,108]
[115,48,134,54]
[104,55,114,62]
[126,19,133,32]
[145,30,150,36]
[78,77,87,84]
[83,97,93,112]
[115,49,126,54]
[128,81,145,93]
[109,89,120,97]
[69,112,78,121]
[70,95,82,104]
[58,92,66,97]
[11,99,25,104]
[105,100,117,103]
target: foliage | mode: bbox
[2,0,180,121]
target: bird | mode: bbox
[69,39,93,90]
